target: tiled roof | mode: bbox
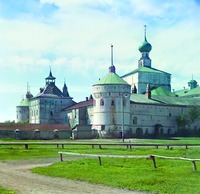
[0,123,70,131]
[94,72,129,85]
[122,66,170,78]
[65,99,93,111]
[35,84,68,98]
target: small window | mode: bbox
[100,99,104,106]
[133,117,137,124]
[111,99,115,106]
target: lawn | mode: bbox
[0,186,15,194]
[1,138,200,193]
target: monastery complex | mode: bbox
[14,29,200,139]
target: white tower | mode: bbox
[92,45,131,138]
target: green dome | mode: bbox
[18,99,29,106]
[138,39,152,52]
[93,72,129,86]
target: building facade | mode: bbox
[17,70,75,124]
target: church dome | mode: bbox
[138,38,152,52]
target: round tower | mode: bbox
[92,45,131,138]
[16,83,33,123]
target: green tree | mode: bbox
[176,114,190,129]
[188,106,200,123]
[4,120,15,123]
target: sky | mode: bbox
[0,0,200,122]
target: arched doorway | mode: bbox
[154,124,163,137]
[136,128,143,138]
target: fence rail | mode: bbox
[58,152,200,171]
[1,142,200,149]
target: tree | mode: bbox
[188,106,200,123]
[4,120,15,124]
[176,114,190,129]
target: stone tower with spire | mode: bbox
[16,83,33,123]
[92,45,131,137]
[17,69,75,124]
[122,26,171,94]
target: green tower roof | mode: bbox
[138,26,152,52]
[18,99,29,106]
[94,72,129,86]
[138,38,152,52]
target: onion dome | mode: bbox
[138,25,152,52]
[138,37,152,52]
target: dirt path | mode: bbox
[0,158,148,194]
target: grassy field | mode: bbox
[1,138,200,193]
[0,186,15,194]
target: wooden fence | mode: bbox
[1,142,200,150]
[58,152,200,171]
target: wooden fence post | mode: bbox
[150,155,157,168]
[25,144,28,150]
[62,144,64,149]
[60,153,63,162]
[98,157,102,166]
[192,161,197,171]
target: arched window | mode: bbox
[100,99,104,106]
[133,117,137,124]
[93,99,96,106]
[111,99,115,106]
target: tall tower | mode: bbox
[138,25,152,68]
[92,45,131,138]
[63,79,70,97]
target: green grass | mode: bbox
[0,186,15,194]
[32,145,200,194]
[1,138,200,193]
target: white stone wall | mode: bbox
[130,103,188,135]
[123,71,171,94]
[16,106,29,123]
[29,97,74,124]
[92,84,131,133]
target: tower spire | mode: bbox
[144,25,147,41]
[109,44,116,73]
[111,44,114,66]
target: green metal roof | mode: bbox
[94,72,129,86]
[174,88,189,96]
[122,66,171,78]
[18,99,29,106]
[130,94,161,104]
[130,94,200,106]
[151,86,176,97]
[176,86,200,97]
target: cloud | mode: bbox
[0,0,58,20]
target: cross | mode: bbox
[144,25,147,36]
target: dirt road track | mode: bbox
[0,158,148,194]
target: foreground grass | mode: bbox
[1,138,200,193]
[32,146,200,194]
[0,186,15,194]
